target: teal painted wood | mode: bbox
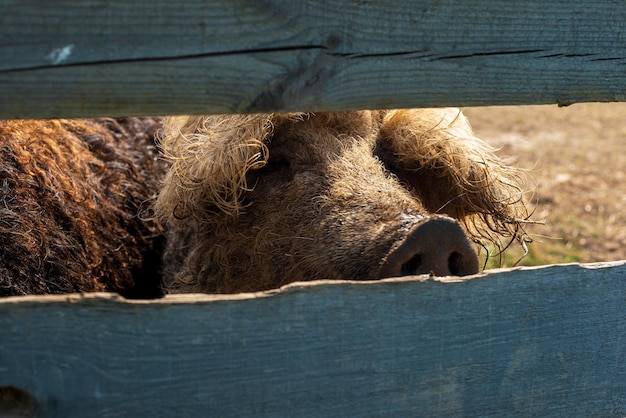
[1,0,626,118]
[1,262,625,417]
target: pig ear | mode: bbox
[377,108,531,244]
[155,114,272,223]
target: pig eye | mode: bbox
[263,157,290,174]
[256,135,292,177]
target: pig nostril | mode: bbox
[448,251,465,276]
[399,251,469,276]
[401,254,422,276]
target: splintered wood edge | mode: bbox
[1,260,624,306]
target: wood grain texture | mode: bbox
[1,262,625,417]
[1,0,626,118]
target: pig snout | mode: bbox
[380,216,479,278]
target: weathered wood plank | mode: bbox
[1,262,625,417]
[1,0,626,119]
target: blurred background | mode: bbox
[464,103,626,267]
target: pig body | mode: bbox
[156,109,530,294]
[0,118,166,298]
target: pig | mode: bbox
[155,108,531,294]
[0,117,167,298]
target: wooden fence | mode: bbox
[1,1,625,416]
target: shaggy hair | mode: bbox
[0,117,167,298]
[156,108,531,294]
[376,109,528,247]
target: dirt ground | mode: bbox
[464,103,626,267]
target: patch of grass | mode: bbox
[481,213,588,269]
[481,240,584,269]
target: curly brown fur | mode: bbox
[0,117,168,297]
[376,109,530,250]
[156,109,532,294]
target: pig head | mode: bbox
[156,109,530,293]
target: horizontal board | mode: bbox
[1,0,626,118]
[1,262,625,417]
